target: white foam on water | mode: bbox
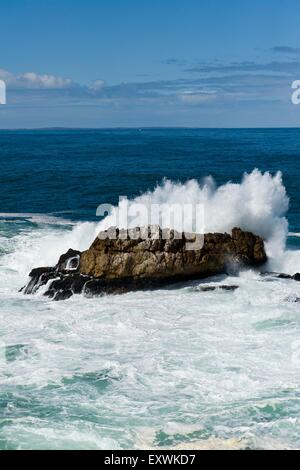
[2,169,295,279]
[1,274,300,449]
[0,212,75,226]
[1,169,300,449]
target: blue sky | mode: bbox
[1,0,300,128]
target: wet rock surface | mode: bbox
[23,226,267,300]
[198,285,239,292]
[284,294,300,303]
[260,271,300,281]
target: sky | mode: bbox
[1,0,300,128]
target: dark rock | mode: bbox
[71,274,90,294]
[260,271,281,277]
[23,267,57,295]
[198,285,239,292]
[44,274,92,298]
[28,266,55,278]
[285,295,300,303]
[83,277,138,297]
[260,272,300,281]
[44,289,55,299]
[24,249,84,297]
[48,275,75,291]
[83,279,106,298]
[278,273,293,280]
[53,290,73,301]
[57,249,81,272]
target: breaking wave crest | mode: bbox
[2,169,298,277]
[93,168,289,260]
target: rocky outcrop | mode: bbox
[23,226,267,300]
[80,226,266,279]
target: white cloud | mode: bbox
[89,79,106,91]
[0,69,75,89]
[0,69,12,82]
[20,72,74,89]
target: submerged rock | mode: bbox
[284,294,300,303]
[198,285,239,292]
[23,226,267,300]
[260,272,300,281]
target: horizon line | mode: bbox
[0,126,300,131]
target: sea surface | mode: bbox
[1,128,300,449]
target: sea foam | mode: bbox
[1,169,293,278]
[92,169,289,260]
[1,170,300,450]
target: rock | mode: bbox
[277,273,293,280]
[198,285,239,292]
[261,272,300,281]
[23,267,57,295]
[23,250,86,297]
[53,290,73,301]
[285,295,300,303]
[44,274,90,298]
[23,226,267,300]
[57,249,81,272]
[80,226,266,281]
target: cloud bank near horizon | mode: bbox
[1,48,300,128]
[1,57,296,105]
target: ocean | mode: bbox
[1,128,300,450]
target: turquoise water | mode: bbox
[1,129,300,449]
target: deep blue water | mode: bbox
[1,128,300,232]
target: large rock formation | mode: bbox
[23,226,267,300]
